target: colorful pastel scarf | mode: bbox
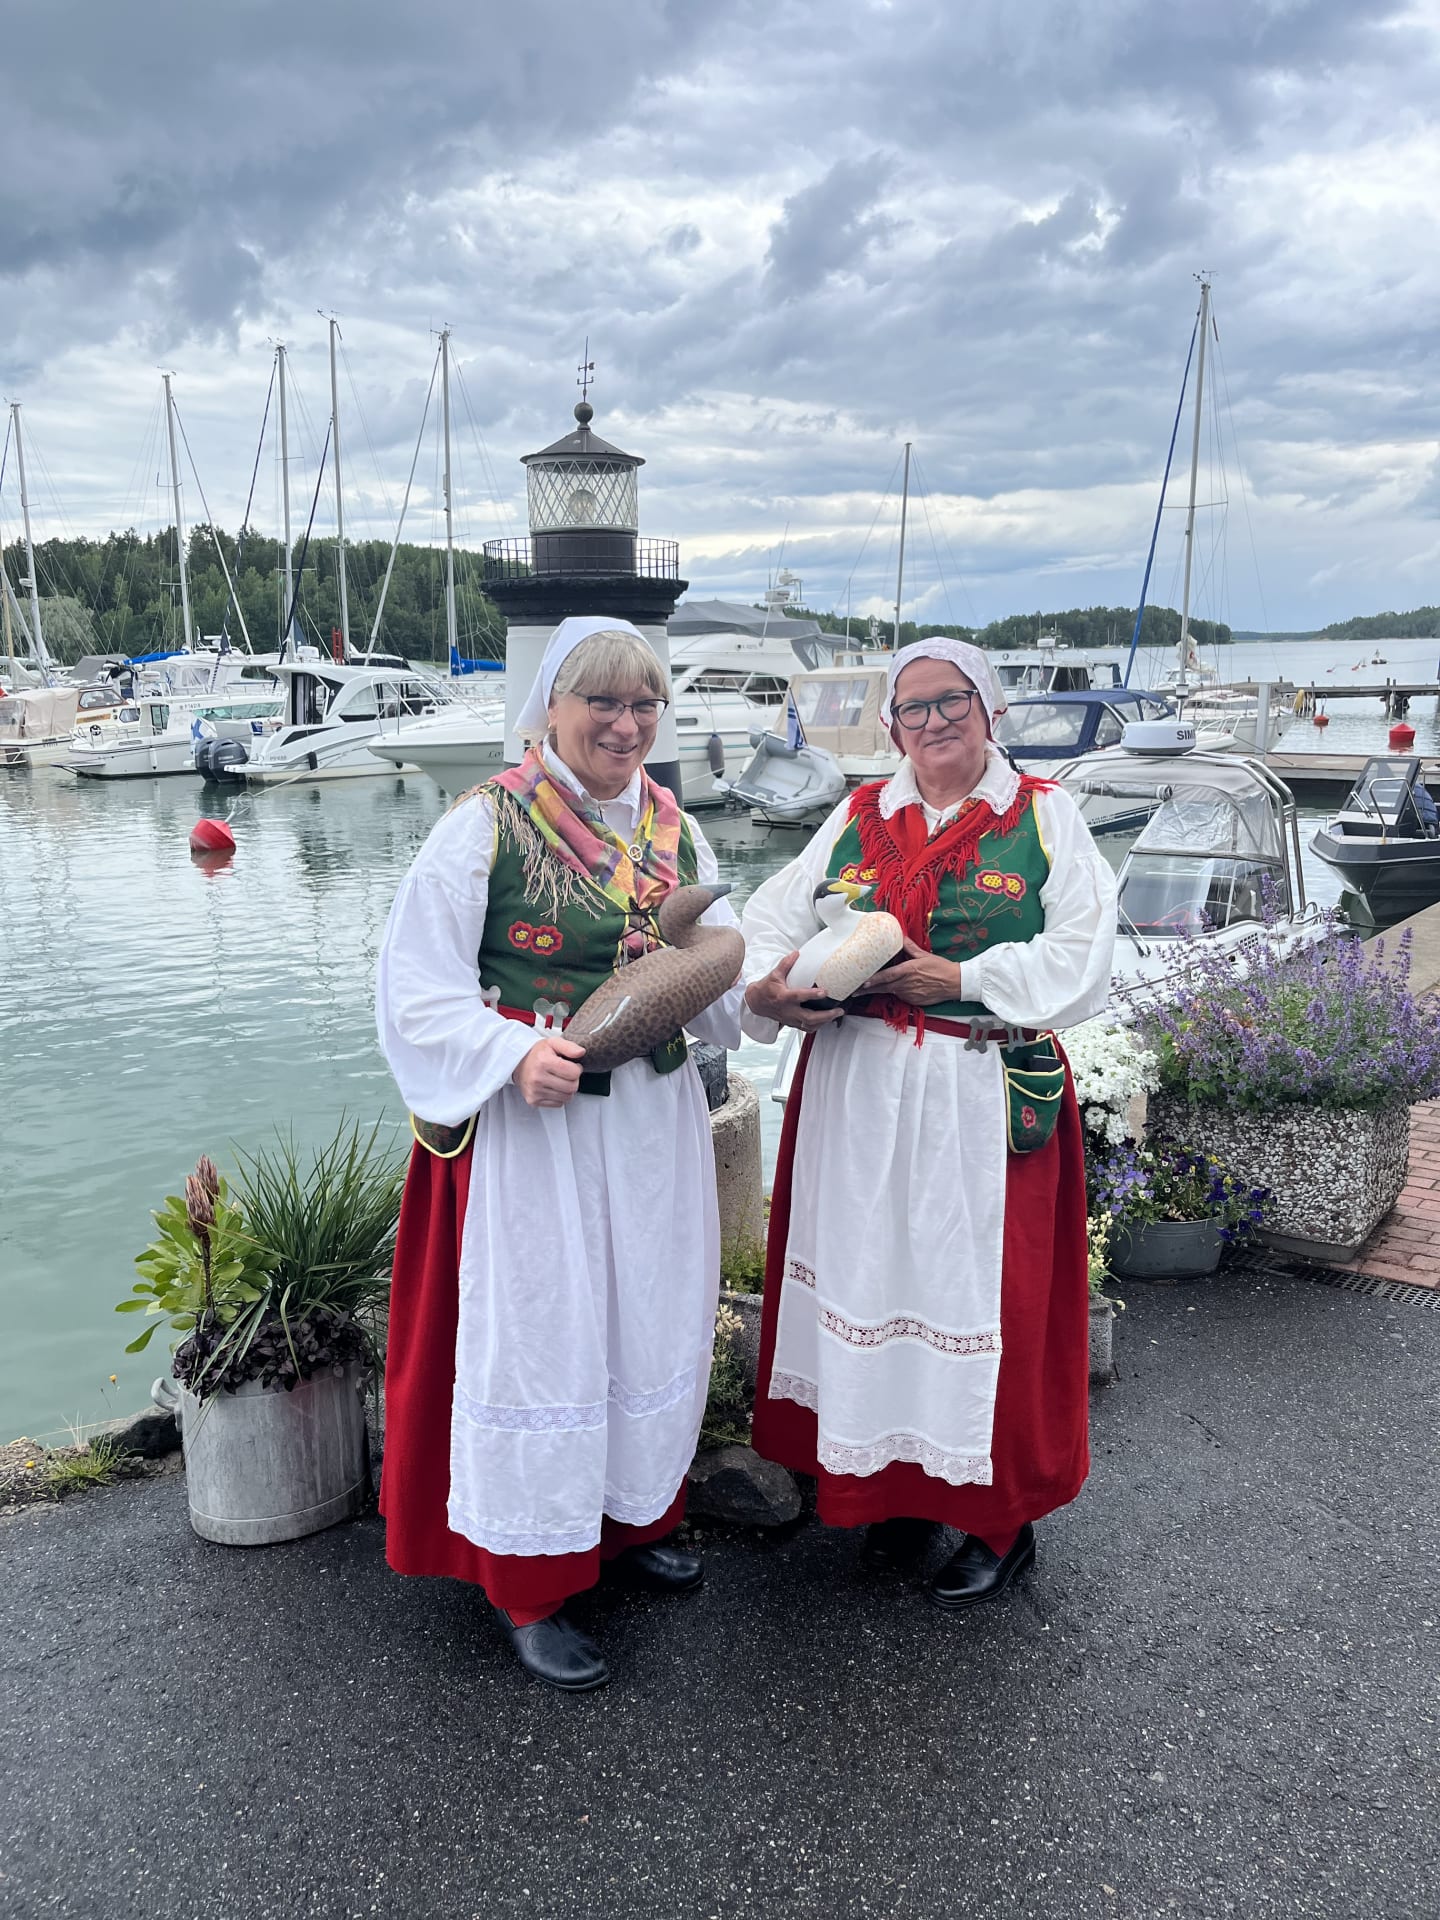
[491,747,682,915]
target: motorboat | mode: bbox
[991,647,1124,696]
[716,723,849,825]
[0,683,127,767]
[373,619,802,807]
[245,659,471,783]
[717,658,892,824]
[62,689,285,779]
[1052,721,1326,1003]
[996,690,1181,834]
[1311,755,1440,921]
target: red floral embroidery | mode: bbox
[1021,1105,1038,1130]
[530,924,563,956]
[507,921,535,950]
[975,869,1026,900]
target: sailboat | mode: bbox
[1132,278,1293,752]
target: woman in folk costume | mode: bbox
[376,617,744,1691]
[740,639,1117,1607]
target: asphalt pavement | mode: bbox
[2,1266,1437,1920]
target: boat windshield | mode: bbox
[1118,854,1276,935]
[1132,785,1283,863]
[995,702,1087,751]
[1345,755,1427,830]
[793,675,876,729]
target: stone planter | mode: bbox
[709,1071,766,1279]
[1149,1094,1410,1263]
[1111,1217,1224,1283]
[1088,1295,1115,1384]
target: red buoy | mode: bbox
[1390,721,1416,751]
[188,819,236,854]
[1312,711,1329,729]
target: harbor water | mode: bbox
[4,634,1439,1441]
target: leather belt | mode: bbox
[850,1005,1039,1052]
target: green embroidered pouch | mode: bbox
[1000,1035,1066,1154]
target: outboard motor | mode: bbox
[196,738,250,781]
[706,731,726,778]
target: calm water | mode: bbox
[4,634,1436,1440]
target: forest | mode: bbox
[798,603,1232,653]
[1,525,505,668]
[1319,607,1440,641]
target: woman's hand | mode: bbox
[512,1035,587,1106]
[859,937,963,1008]
[744,952,844,1032]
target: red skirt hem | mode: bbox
[379,1139,687,1613]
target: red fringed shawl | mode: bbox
[849,772,1053,1037]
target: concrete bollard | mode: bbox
[709,1071,765,1276]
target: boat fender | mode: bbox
[707,731,726,777]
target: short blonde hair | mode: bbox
[549,631,667,706]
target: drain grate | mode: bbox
[1231,1247,1440,1311]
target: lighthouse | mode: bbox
[485,376,687,795]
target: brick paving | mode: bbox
[1333,1097,1440,1288]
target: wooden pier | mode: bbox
[1260,750,1440,807]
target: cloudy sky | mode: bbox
[3,0,1438,632]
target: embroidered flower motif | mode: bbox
[837,862,879,884]
[975,869,1026,900]
[1021,1104,1038,1130]
[530,924,563,956]
[507,920,535,950]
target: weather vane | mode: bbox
[576,338,595,404]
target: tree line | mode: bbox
[1319,607,1440,641]
[790,603,1232,652]
[1,525,506,668]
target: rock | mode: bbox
[691,1042,731,1113]
[90,1406,180,1460]
[687,1444,800,1528]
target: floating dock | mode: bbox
[1260,750,1440,808]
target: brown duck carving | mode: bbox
[563,883,744,1072]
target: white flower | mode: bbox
[1066,1018,1158,1142]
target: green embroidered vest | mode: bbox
[827,792,1051,1021]
[478,795,699,1084]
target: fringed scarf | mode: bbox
[850,772,1052,1039]
[490,748,683,920]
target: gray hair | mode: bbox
[549,631,668,707]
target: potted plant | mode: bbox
[1138,929,1440,1261]
[1089,1137,1269,1281]
[118,1121,407,1545]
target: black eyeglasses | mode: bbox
[891,689,979,731]
[578,695,669,722]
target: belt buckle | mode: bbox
[964,1024,996,1054]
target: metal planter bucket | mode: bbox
[154,1364,369,1546]
[1111,1218,1224,1282]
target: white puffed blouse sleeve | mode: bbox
[375,794,541,1125]
[965,785,1118,1031]
[737,798,856,1045]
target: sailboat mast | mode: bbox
[440,326,458,666]
[276,342,294,652]
[0,495,13,675]
[162,374,194,651]
[328,316,350,658]
[1176,276,1211,696]
[10,404,50,678]
[892,440,912,650]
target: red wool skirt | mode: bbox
[379,1140,686,1616]
[750,1035,1091,1537]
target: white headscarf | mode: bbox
[881,638,1007,731]
[513,615,653,750]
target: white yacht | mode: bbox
[369,616,802,806]
[245,659,472,783]
[62,688,285,779]
[0,683,128,767]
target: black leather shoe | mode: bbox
[493,1606,610,1691]
[860,1516,938,1574]
[607,1542,705,1594]
[927,1524,1036,1611]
